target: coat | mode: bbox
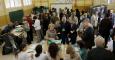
[87,47,115,60]
[82,27,94,49]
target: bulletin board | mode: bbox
[9,10,24,22]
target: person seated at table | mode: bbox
[66,44,81,60]
[17,44,32,60]
[45,23,58,40]
[34,45,48,60]
[1,23,14,34]
[47,43,60,60]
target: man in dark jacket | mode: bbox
[87,36,115,60]
[99,13,113,47]
[82,18,94,49]
[42,13,50,36]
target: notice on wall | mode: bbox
[54,0,72,3]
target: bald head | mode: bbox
[95,36,105,48]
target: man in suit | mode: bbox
[99,13,113,47]
[82,18,94,49]
[86,36,115,60]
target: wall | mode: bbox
[0,0,34,27]
[108,2,115,12]
[0,0,9,27]
[1,0,115,27]
[33,0,93,11]
[93,0,115,12]
[74,0,92,11]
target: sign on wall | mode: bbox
[54,0,72,3]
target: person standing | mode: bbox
[82,18,94,49]
[60,15,71,44]
[33,16,41,42]
[69,12,78,25]
[91,12,98,35]
[99,13,113,47]
[42,13,50,36]
[23,16,33,44]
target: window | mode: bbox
[23,0,32,6]
[108,0,112,4]
[5,0,21,8]
[14,0,21,7]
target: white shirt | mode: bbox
[34,53,48,60]
[17,52,32,60]
[91,15,98,27]
[34,19,41,30]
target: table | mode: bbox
[11,26,27,38]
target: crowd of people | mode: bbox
[0,7,115,60]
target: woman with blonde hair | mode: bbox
[66,44,81,60]
[45,23,58,40]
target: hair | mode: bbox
[76,9,79,12]
[83,18,91,27]
[48,43,59,59]
[66,44,77,59]
[95,36,105,47]
[105,13,110,18]
[83,18,90,22]
[33,16,37,20]
[19,44,27,51]
[35,45,42,57]
[81,10,85,15]
[48,23,55,29]
[15,44,27,56]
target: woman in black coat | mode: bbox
[59,15,71,44]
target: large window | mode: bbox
[5,0,21,8]
[23,0,32,6]
[5,0,32,8]
[108,0,113,4]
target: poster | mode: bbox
[54,0,72,3]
